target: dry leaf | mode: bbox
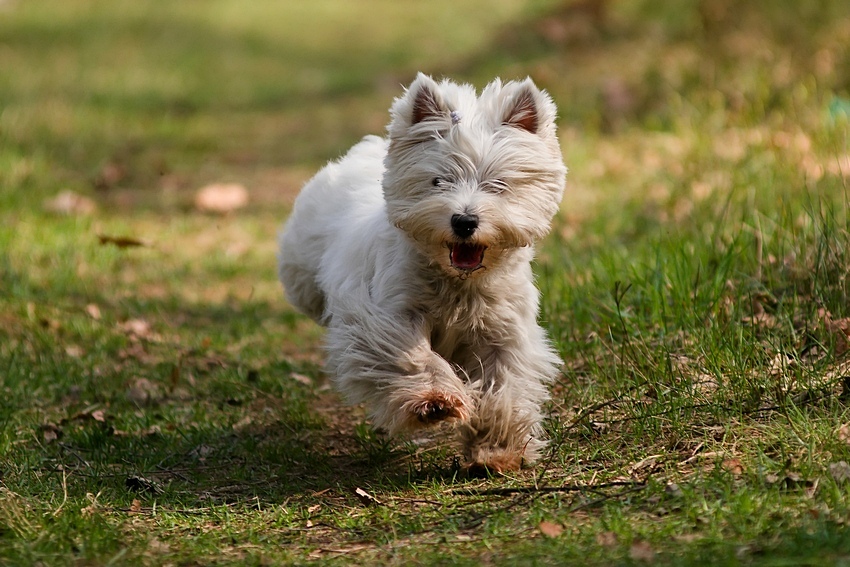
[126,378,161,406]
[596,531,618,548]
[65,345,84,358]
[85,304,102,320]
[721,458,744,475]
[232,415,253,430]
[538,521,564,538]
[194,183,249,214]
[97,233,149,248]
[629,455,661,477]
[354,487,381,506]
[44,190,97,216]
[120,319,152,338]
[837,424,850,445]
[629,540,655,562]
[829,461,850,483]
[291,373,313,386]
[40,423,62,443]
[129,499,142,514]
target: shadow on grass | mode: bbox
[1,259,462,512]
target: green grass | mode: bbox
[2,0,850,564]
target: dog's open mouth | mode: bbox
[449,243,486,271]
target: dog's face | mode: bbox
[383,74,567,279]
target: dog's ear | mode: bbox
[408,73,447,125]
[502,79,556,135]
[411,82,444,125]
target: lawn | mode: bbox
[2,0,850,565]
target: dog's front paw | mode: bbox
[401,390,470,427]
[464,448,524,477]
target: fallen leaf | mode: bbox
[194,183,249,214]
[291,373,313,386]
[307,504,321,514]
[65,345,84,358]
[629,540,655,562]
[838,424,850,445]
[629,455,661,477]
[354,487,381,506]
[97,233,149,248]
[40,423,62,443]
[596,531,618,548]
[120,319,152,338]
[829,461,850,483]
[129,499,142,514]
[44,190,97,216]
[539,521,564,538]
[85,304,102,320]
[126,378,161,406]
[721,458,744,475]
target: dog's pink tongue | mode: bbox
[451,244,485,270]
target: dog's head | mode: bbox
[383,74,567,279]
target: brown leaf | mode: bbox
[85,304,102,320]
[129,499,142,514]
[40,423,62,443]
[120,319,152,338]
[97,233,149,248]
[291,373,313,386]
[721,458,744,475]
[829,461,850,483]
[837,424,850,445]
[629,540,655,562]
[538,521,564,538]
[596,531,618,548]
[354,487,381,506]
[65,345,84,358]
[44,190,97,216]
[194,183,249,214]
[126,378,161,406]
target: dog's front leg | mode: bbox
[325,310,472,435]
[459,326,560,474]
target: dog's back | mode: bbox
[278,135,388,323]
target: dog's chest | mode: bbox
[425,286,495,362]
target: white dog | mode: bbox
[279,74,566,473]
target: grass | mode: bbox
[1,0,850,564]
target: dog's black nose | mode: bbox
[451,213,479,239]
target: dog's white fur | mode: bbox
[279,74,566,472]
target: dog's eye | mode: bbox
[431,177,443,187]
[485,178,510,193]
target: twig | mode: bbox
[451,480,643,497]
[51,468,69,517]
[569,483,648,513]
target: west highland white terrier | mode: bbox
[279,73,566,473]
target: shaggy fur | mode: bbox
[279,74,567,472]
